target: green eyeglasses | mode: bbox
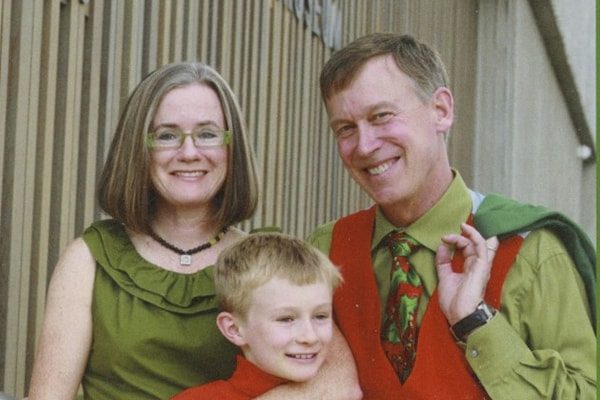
[146,127,232,149]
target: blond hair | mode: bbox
[98,62,258,233]
[215,233,342,318]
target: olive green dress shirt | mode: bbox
[308,172,596,399]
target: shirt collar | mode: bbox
[230,355,287,397]
[372,170,472,252]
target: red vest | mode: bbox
[330,207,523,399]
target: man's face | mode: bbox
[325,55,453,224]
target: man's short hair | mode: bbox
[320,33,449,102]
[215,233,342,319]
[98,62,258,234]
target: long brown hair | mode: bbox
[98,62,258,233]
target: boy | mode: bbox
[172,233,343,399]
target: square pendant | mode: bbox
[180,254,192,266]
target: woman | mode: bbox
[27,63,258,399]
[28,62,360,400]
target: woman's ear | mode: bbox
[216,311,247,347]
[432,87,454,133]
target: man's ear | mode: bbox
[216,311,247,347]
[432,87,454,133]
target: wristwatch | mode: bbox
[450,301,496,342]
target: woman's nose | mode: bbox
[178,136,202,159]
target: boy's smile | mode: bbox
[235,276,334,382]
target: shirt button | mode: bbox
[469,348,479,358]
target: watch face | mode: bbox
[477,302,496,319]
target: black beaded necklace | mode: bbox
[149,226,229,266]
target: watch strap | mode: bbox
[450,301,496,342]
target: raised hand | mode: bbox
[435,223,498,325]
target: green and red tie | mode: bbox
[381,231,422,383]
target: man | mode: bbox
[308,33,596,399]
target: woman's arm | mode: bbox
[28,238,96,400]
[256,324,363,400]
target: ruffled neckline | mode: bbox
[83,219,219,314]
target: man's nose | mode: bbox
[355,124,381,156]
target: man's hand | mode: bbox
[435,223,498,325]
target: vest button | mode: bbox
[469,348,479,358]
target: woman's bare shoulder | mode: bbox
[48,237,96,297]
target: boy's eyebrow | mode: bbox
[270,302,333,312]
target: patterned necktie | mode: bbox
[381,231,422,383]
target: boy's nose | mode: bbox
[296,320,319,344]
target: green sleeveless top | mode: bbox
[81,220,238,400]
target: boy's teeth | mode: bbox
[291,354,315,359]
[368,161,392,175]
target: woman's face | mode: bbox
[149,83,228,211]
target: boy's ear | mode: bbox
[432,86,454,133]
[216,311,247,347]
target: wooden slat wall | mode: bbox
[1,0,592,397]
[0,0,9,388]
[473,0,596,239]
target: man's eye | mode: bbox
[315,313,331,320]
[335,125,355,138]
[373,112,392,121]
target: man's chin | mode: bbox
[365,190,405,208]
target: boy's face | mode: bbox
[236,276,334,382]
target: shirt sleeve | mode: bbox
[306,222,335,255]
[465,229,597,399]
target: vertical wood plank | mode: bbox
[197,0,211,63]
[4,0,39,394]
[171,0,184,62]
[217,0,232,80]
[21,0,55,393]
[54,0,84,253]
[262,1,282,228]
[274,2,291,230]
[0,0,9,227]
[184,0,199,62]
[121,0,143,96]
[99,0,124,159]
[229,0,244,95]
[0,0,7,385]
[0,2,11,382]
[285,12,304,234]
[157,0,171,66]
[143,0,160,74]
[77,0,105,232]
[29,1,61,368]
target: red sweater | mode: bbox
[330,207,522,399]
[172,356,286,400]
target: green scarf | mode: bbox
[474,193,596,330]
